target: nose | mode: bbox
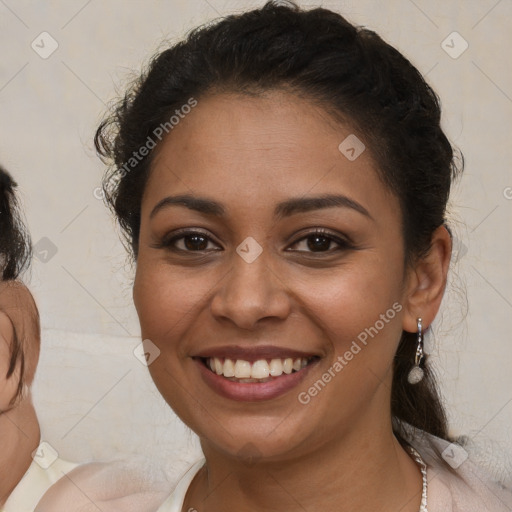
[210,250,291,330]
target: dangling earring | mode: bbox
[407,317,425,384]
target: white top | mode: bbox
[33,457,171,512]
[156,431,512,512]
[1,456,78,512]
[156,459,205,512]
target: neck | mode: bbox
[185,417,423,512]
[0,395,40,506]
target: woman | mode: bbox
[94,1,512,510]
[0,166,80,511]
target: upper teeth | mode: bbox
[207,357,310,379]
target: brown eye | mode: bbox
[305,234,333,252]
[288,230,352,254]
[183,234,209,251]
[158,230,222,253]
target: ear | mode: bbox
[402,225,452,333]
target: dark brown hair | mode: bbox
[0,166,31,281]
[0,165,33,406]
[95,0,463,440]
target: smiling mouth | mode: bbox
[199,356,319,383]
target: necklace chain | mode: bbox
[406,445,428,512]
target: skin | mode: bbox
[0,280,40,507]
[133,90,452,512]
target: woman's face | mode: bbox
[133,91,414,461]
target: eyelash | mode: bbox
[156,228,353,255]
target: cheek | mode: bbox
[289,257,405,392]
[294,258,403,334]
[133,260,211,344]
[290,267,404,423]
[133,261,221,427]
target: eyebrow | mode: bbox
[150,195,225,219]
[150,193,372,220]
[274,194,372,220]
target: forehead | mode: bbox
[143,91,395,217]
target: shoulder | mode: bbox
[35,459,170,512]
[407,428,512,512]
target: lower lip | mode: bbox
[195,359,318,402]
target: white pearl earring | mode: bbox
[407,317,425,384]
